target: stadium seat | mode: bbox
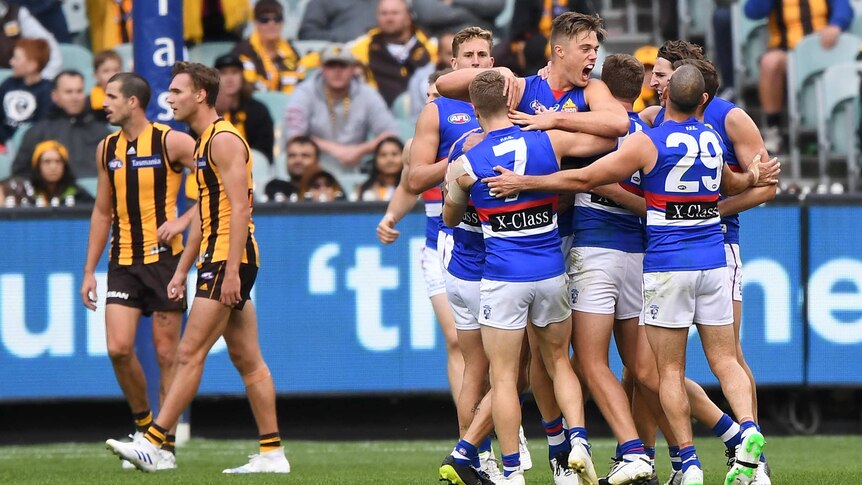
[851,0,862,37]
[0,152,11,180]
[113,43,134,70]
[396,118,415,141]
[252,91,291,172]
[77,177,98,197]
[0,122,29,180]
[787,32,862,178]
[816,62,862,190]
[391,92,413,121]
[731,2,768,98]
[188,42,234,67]
[679,0,714,43]
[250,148,274,201]
[293,40,331,56]
[59,44,95,90]
[0,68,12,85]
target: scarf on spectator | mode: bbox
[249,30,300,92]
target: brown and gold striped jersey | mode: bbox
[102,122,184,265]
[194,118,259,267]
[768,0,830,50]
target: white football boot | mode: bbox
[222,447,291,474]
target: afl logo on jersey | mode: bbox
[107,159,123,170]
[529,100,546,112]
[448,113,471,124]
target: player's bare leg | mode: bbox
[483,325,527,479]
[432,293,465,404]
[106,305,149,415]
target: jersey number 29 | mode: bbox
[665,131,723,193]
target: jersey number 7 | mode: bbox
[492,138,528,202]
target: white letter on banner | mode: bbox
[1,274,74,357]
[409,237,435,349]
[309,243,340,294]
[347,247,399,351]
[742,259,791,343]
[152,38,176,67]
[159,0,169,16]
[156,92,173,121]
[809,258,862,344]
[86,272,108,356]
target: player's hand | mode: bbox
[495,67,520,112]
[157,218,186,243]
[80,272,98,311]
[482,166,522,198]
[753,154,781,186]
[462,132,485,153]
[219,271,242,307]
[820,24,841,49]
[509,110,554,131]
[167,271,186,301]
[376,213,400,244]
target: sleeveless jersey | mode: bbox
[462,125,564,282]
[102,122,183,265]
[421,97,481,248]
[641,118,726,273]
[572,112,646,253]
[445,128,485,281]
[517,75,589,238]
[194,118,260,267]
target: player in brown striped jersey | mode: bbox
[81,72,197,470]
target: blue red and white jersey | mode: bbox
[641,118,726,272]
[446,128,485,281]
[460,125,564,282]
[572,112,647,253]
[421,97,481,248]
[704,98,741,244]
[516,75,589,238]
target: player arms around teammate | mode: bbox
[445,70,616,485]
[105,62,289,474]
[81,72,196,471]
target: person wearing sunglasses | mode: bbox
[230,0,316,94]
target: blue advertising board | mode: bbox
[133,0,185,129]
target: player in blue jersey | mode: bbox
[486,65,778,485]
[445,70,617,485]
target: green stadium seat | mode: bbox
[59,44,95,90]
[0,68,12,85]
[816,62,862,190]
[250,148,274,201]
[851,0,862,37]
[77,177,98,197]
[391,92,412,121]
[113,43,134,70]
[252,91,291,174]
[732,2,769,98]
[188,42,234,67]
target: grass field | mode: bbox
[1,436,859,484]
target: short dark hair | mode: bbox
[601,54,644,103]
[254,0,283,18]
[452,26,494,57]
[668,65,705,114]
[429,68,453,86]
[171,61,220,107]
[657,40,704,65]
[94,49,121,71]
[287,135,321,159]
[673,58,719,106]
[550,12,606,47]
[52,70,84,90]
[107,72,152,109]
[469,70,507,117]
[15,38,51,72]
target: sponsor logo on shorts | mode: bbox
[149,245,168,255]
[200,272,215,280]
[461,206,480,227]
[130,156,162,169]
[649,304,659,320]
[107,159,123,170]
[570,288,579,305]
[106,290,129,300]
[490,204,553,232]
[447,113,471,124]
[665,201,719,220]
[482,305,491,320]
[590,193,623,209]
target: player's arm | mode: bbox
[442,155,477,228]
[378,139,419,244]
[484,132,655,197]
[406,103,446,194]
[210,132,251,306]
[639,105,661,127]
[720,152,780,196]
[436,67,526,108]
[548,129,617,158]
[158,130,199,243]
[591,183,647,218]
[81,140,112,311]
[513,80,629,137]
[167,206,202,302]
[717,108,778,217]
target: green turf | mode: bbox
[0,435,859,484]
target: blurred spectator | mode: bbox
[0,38,53,146]
[299,169,347,202]
[357,136,403,201]
[87,0,131,53]
[507,0,598,75]
[407,31,455,120]
[28,140,93,205]
[0,0,62,78]
[264,135,320,202]
[299,0,378,43]
[712,0,735,100]
[214,54,274,162]
[88,50,121,122]
[744,0,854,153]
[185,0,251,44]
[659,0,679,41]
[9,0,71,43]
[283,44,398,172]
[632,44,659,112]
[231,0,315,94]
[350,0,437,106]
[11,70,110,179]
[412,0,505,38]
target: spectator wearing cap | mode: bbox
[284,44,399,177]
[350,0,437,106]
[230,0,317,94]
[299,0,378,43]
[0,38,53,146]
[0,0,62,79]
[632,45,659,112]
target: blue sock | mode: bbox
[619,439,646,458]
[760,451,767,463]
[679,445,701,473]
[502,452,520,477]
[740,420,757,434]
[451,439,478,469]
[615,443,622,459]
[645,446,656,460]
[479,436,492,454]
[711,413,742,450]
[568,427,589,454]
[668,446,681,472]
[542,415,570,460]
